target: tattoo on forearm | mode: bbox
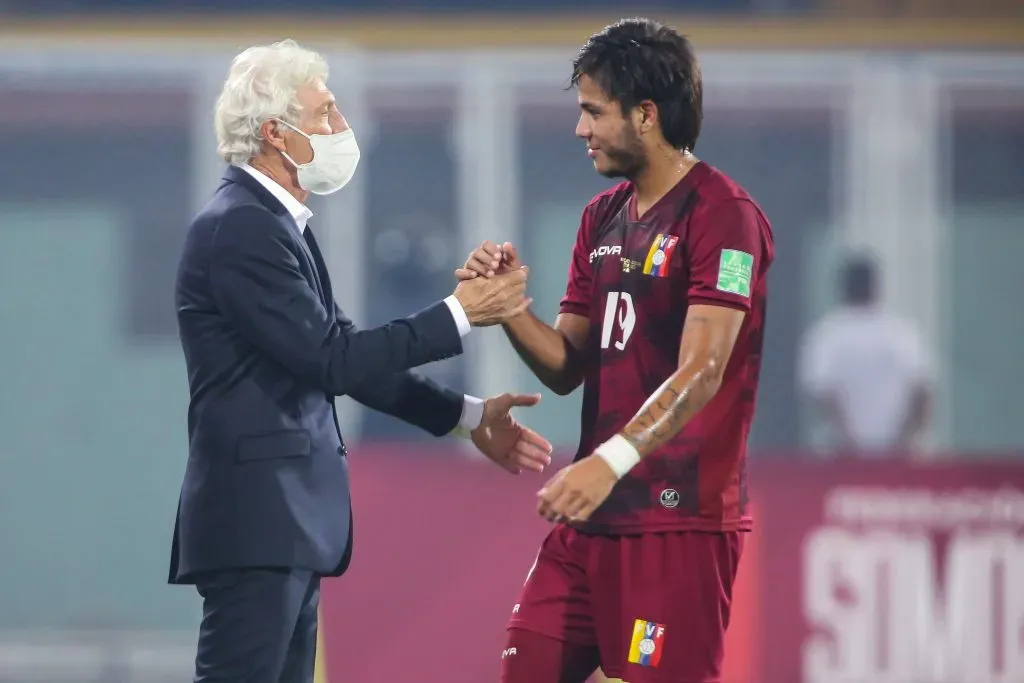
[621,370,718,457]
[620,317,720,457]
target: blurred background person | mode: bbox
[798,253,934,456]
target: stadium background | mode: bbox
[0,0,1022,681]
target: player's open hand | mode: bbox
[471,393,553,474]
[536,455,618,524]
[455,241,523,280]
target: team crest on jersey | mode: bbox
[628,619,666,667]
[642,234,679,277]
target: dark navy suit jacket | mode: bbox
[169,166,465,584]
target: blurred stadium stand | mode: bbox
[1,0,1022,15]
[2,0,782,15]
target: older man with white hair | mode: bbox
[168,40,552,683]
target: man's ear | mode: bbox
[261,119,287,151]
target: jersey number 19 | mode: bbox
[600,291,635,350]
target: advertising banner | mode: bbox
[754,459,1024,683]
[317,449,1024,683]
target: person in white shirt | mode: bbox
[798,254,933,455]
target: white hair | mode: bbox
[214,39,329,166]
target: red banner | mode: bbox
[318,448,1024,683]
[752,458,1024,683]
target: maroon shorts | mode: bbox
[503,525,744,683]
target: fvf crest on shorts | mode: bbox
[628,619,666,667]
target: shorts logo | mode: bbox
[660,488,680,508]
[628,619,666,667]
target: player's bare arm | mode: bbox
[619,304,745,456]
[503,312,589,395]
[456,241,591,395]
[537,304,745,524]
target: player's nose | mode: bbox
[575,113,590,139]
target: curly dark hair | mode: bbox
[571,18,703,152]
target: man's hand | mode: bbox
[536,454,618,523]
[455,241,523,280]
[471,392,553,474]
[453,267,531,326]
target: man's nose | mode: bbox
[330,110,350,134]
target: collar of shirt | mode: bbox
[238,162,313,234]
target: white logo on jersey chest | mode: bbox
[589,244,622,263]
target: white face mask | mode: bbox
[274,119,361,195]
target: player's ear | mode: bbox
[637,100,657,135]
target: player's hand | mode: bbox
[536,454,618,524]
[453,267,532,326]
[471,393,553,474]
[455,241,524,280]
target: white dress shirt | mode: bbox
[237,163,485,434]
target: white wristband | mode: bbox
[594,434,641,479]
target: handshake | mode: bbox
[451,240,530,327]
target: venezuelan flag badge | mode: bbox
[642,234,679,277]
[627,618,666,667]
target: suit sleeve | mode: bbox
[686,199,765,312]
[335,309,464,436]
[209,205,464,396]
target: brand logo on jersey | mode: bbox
[501,647,517,659]
[659,489,680,509]
[628,619,666,667]
[589,244,622,263]
[641,234,679,277]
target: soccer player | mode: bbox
[456,18,774,683]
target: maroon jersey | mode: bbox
[559,162,773,534]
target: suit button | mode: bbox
[337,446,347,457]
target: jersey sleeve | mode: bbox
[559,206,595,317]
[686,199,765,312]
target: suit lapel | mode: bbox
[220,166,330,309]
[303,227,334,310]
